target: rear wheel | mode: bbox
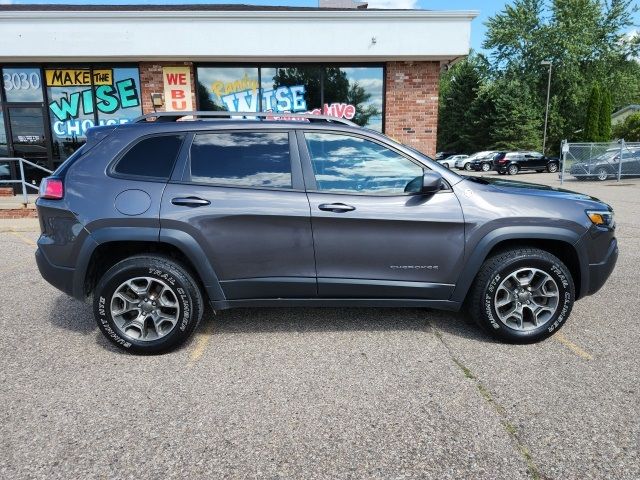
[547,162,559,173]
[507,164,519,175]
[481,162,491,172]
[464,162,473,171]
[469,248,574,342]
[443,163,451,169]
[94,255,204,354]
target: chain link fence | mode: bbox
[560,140,640,184]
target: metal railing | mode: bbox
[0,157,53,204]
[559,140,640,184]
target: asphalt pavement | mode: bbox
[1,171,638,479]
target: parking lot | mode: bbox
[1,171,639,479]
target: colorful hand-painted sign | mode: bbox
[46,68,142,138]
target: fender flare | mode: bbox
[450,226,587,303]
[73,226,225,302]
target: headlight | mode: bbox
[586,210,614,227]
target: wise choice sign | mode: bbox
[45,68,141,138]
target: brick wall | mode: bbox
[384,61,440,157]
[139,62,197,115]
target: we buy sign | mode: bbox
[162,66,193,112]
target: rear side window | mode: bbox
[189,132,292,189]
[114,134,185,179]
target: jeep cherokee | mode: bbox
[35,112,618,354]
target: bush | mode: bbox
[612,112,640,142]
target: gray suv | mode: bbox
[35,112,618,354]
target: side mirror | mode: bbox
[421,171,443,194]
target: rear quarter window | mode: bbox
[114,134,185,179]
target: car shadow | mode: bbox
[206,306,495,343]
[47,295,496,351]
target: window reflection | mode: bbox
[196,67,260,112]
[2,68,43,103]
[305,132,423,194]
[190,132,292,188]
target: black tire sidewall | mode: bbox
[94,258,202,354]
[479,254,574,342]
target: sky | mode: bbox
[1,0,637,54]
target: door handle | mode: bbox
[171,197,211,207]
[318,203,356,213]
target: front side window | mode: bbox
[190,132,292,189]
[304,132,423,195]
[114,134,184,179]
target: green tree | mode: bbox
[489,79,542,150]
[612,112,640,141]
[598,89,612,141]
[437,54,490,153]
[482,0,639,152]
[584,84,601,141]
[197,81,225,111]
[346,82,381,127]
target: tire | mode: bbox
[444,163,451,169]
[481,162,491,172]
[547,162,559,173]
[507,164,519,175]
[464,162,473,171]
[468,248,574,343]
[94,255,204,354]
[596,168,609,181]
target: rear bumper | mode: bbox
[35,248,76,297]
[586,237,618,296]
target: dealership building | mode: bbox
[0,3,476,183]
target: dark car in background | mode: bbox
[470,151,505,172]
[569,147,640,181]
[495,151,559,175]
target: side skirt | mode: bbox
[210,298,462,311]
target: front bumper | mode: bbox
[586,237,618,296]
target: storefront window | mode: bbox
[323,67,383,131]
[0,107,8,157]
[196,67,259,112]
[45,66,142,160]
[196,65,383,131]
[2,67,43,103]
[260,66,322,115]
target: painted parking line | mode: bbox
[554,332,593,360]
[187,319,215,366]
[9,231,37,247]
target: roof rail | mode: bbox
[132,111,359,127]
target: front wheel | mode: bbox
[481,162,491,172]
[464,163,473,171]
[507,164,519,175]
[94,255,204,354]
[547,162,559,173]
[468,248,574,343]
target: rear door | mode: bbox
[298,130,465,300]
[160,129,316,300]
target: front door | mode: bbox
[5,105,51,188]
[160,130,316,300]
[299,131,465,300]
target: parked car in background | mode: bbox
[495,151,559,175]
[470,151,505,172]
[456,151,495,171]
[569,148,640,181]
[435,151,457,161]
[438,154,468,169]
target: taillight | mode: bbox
[39,177,64,200]
[498,159,508,164]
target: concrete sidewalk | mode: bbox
[0,217,40,232]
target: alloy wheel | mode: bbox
[464,163,472,171]
[548,163,558,173]
[597,168,608,181]
[508,165,519,175]
[110,277,180,341]
[481,162,491,172]
[494,268,560,331]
